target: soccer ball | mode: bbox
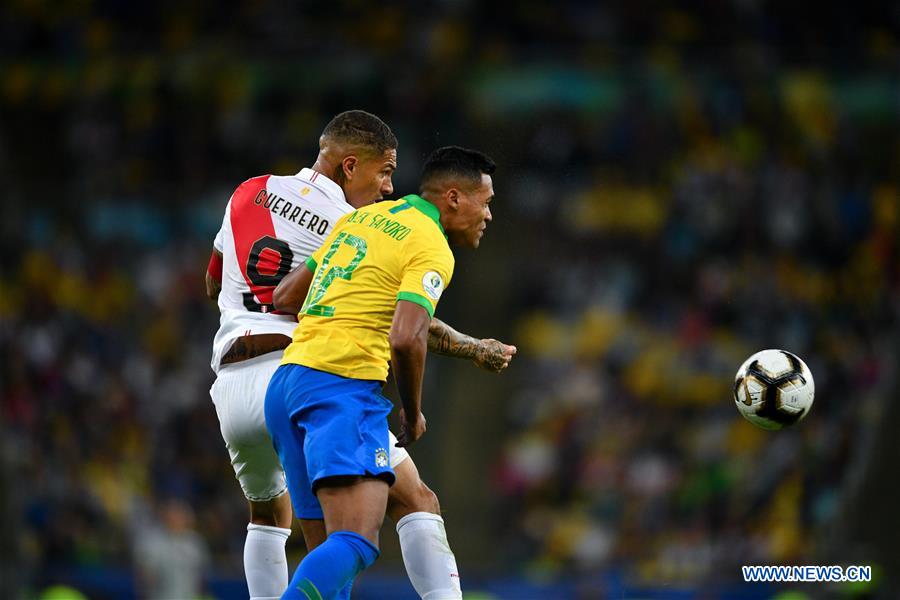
[733,349,815,430]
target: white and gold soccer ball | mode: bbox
[733,349,815,430]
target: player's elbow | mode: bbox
[272,281,289,311]
[272,281,298,314]
[390,329,426,357]
[274,266,313,314]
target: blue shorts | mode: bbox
[264,363,395,520]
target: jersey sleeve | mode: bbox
[397,232,454,318]
[213,200,230,253]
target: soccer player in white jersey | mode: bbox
[206,110,516,600]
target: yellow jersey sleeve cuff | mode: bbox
[305,256,317,272]
[397,292,434,318]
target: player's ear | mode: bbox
[446,188,460,210]
[342,155,359,180]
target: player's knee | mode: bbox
[248,494,292,529]
[412,481,441,515]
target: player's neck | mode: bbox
[310,155,339,183]
[417,192,439,206]
[309,162,330,180]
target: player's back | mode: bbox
[211,170,351,371]
[282,195,454,382]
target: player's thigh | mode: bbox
[301,371,395,488]
[264,365,324,521]
[317,477,390,546]
[210,353,286,502]
[285,366,394,526]
[387,442,440,522]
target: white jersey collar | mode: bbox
[298,168,346,204]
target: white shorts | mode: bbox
[210,352,409,501]
[387,430,410,469]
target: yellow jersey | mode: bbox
[282,195,454,381]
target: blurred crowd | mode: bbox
[1,0,898,597]
[0,235,229,594]
[494,124,898,582]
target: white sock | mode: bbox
[396,512,462,600]
[244,523,291,600]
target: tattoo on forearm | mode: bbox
[428,320,511,372]
[428,319,479,359]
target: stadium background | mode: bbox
[1,1,898,599]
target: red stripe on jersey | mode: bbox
[229,175,289,313]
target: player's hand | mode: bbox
[395,409,426,448]
[474,339,517,373]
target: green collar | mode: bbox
[402,194,445,236]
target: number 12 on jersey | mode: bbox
[301,232,368,317]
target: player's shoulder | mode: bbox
[220,175,269,218]
[405,214,453,266]
[228,174,271,198]
[268,173,343,204]
[369,198,411,221]
[400,198,449,248]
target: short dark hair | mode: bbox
[321,110,397,154]
[420,146,496,189]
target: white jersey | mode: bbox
[211,169,352,372]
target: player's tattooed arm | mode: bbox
[220,335,250,363]
[428,318,517,373]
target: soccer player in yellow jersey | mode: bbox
[265,146,497,599]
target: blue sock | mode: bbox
[282,531,378,600]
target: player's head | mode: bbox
[420,146,496,249]
[316,110,398,208]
